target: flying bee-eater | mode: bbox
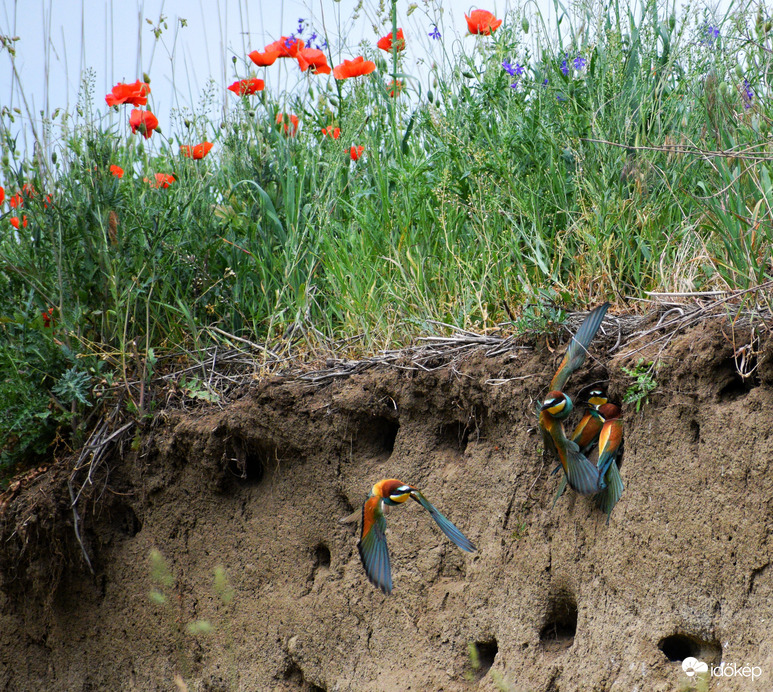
[357,479,476,595]
[540,392,607,496]
[548,304,610,392]
[552,390,608,505]
[538,304,610,497]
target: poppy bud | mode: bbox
[462,71,475,79]
[668,14,675,30]
[522,18,529,33]
[735,64,744,79]
[51,152,57,164]
[143,72,151,84]
[427,90,434,103]
[719,81,728,96]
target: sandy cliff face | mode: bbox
[1,317,772,691]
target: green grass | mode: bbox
[0,0,771,474]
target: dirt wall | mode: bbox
[1,316,773,691]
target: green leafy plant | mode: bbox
[622,359,658,411]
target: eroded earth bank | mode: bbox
[2,314,773,691]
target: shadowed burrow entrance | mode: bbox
[469,638,498,681]
[354,415,399,460]
[540,588,578,653]
[658,632,722,666]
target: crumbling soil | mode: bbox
[1,315,773,691]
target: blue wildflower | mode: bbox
[557,93,567,102]
[560,58,569,76]
[284,35,295,49]
[297,18,305,34]
[573,56,587,70]
[743,79,754,108]
[429,25,442,40]
[702,24,720,46]
[502,60,517,76]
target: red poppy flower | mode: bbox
[105,80,151,107]
[9,184,34,208]
[465,9,502,35]
[42,307,55,328]
[180,142,213,159]
[386,79,404,97]
[321,127,341,139]
[296,48,331,75]
[227,78,265,96]
[144,173,176,188]
[350,145,364,161]
[129,109,159,138]
[377,29,405,52]
[264,37,305,58]
[333,56,376,80]
[10,216,27,229]
[276,113,299,136]
[248,49,280,67]
[0,187,4,206]
[110,165,124,178]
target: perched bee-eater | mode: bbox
[540,392,607,495]
[357,479,476,595]
[595,403,624,521]
[570,390,608,454]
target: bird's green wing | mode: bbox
[549,303,610,392]
[357,495,392,594]
[597,460,624,522]
[564,438,606,496]
[551,472,568,508]
[411,491,476,553]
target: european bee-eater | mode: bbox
[538,304,610,496]
[357,478,476,595]
[548,304,610,392]
[540,392,607,496]
[552,390,608,505]
[595,403,624,521]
